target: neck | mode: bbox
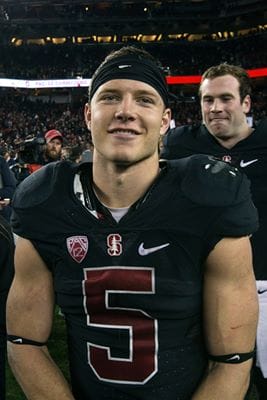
[92,156,160,208]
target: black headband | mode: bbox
[89,55,170,107]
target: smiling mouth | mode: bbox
[210,117,228,122]
[109,129,140,136]
[210,120,228,126]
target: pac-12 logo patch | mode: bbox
[107,234,122,256]
[66,236,88,263]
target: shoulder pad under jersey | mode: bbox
[161,124,202,159]
[12,161,75,209]
[174,155,251,207]
[163,125,191,146]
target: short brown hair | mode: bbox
[199,64,252,102]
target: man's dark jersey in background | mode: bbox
[11,156,258,400]
[161,118,267,280]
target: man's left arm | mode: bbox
[192,236,258,400]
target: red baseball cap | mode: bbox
[45,129,63,143]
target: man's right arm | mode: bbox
[6,237,75,400]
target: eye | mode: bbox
[221,95,233,102]
[99,93,119,102]
[203,97,213,104]
[137,96,155,105]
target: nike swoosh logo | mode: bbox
[240,159,258,168]
[138,242,170,256]
[258,289,267,294]
[13,338,23,343]
[226,355,240,362]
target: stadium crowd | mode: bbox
[0,95,89,157]
[0,32,266,79]
[0,84,266,157]
[0,31,266,179]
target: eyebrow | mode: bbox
[202,92,234,99]
[98,85,159,97]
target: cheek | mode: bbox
[201,108,208,120]
[90,108,108,130]
[150,112,165,128]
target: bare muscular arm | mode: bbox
[6,237,75,400]
[192,236,258,400]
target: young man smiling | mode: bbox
[7,50,259,399]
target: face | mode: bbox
[45,138,63,160]
[84,79,171,166]
[200,75,251,144]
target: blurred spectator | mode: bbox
[0,155,16,222]
[0,147,17,168]
[81,148,93,162]
[66,145,83,164]
[40,129,64,164]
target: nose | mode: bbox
[210,99,223,113]
[114,95,136,122]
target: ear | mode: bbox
[242,94,251,114]
[160,108,171,135]
[84,103,91,130]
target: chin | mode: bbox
[110,152,134,164]
[209,126,229,136]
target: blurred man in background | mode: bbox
[38,129,64,166]
[0,155,16,222]
[161,63,267,399]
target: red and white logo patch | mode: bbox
[222,155,232,163]
[107,234,122,256]
[66,236,88,263]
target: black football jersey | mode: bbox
[11,156,258,400]
[161,119,267,279]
